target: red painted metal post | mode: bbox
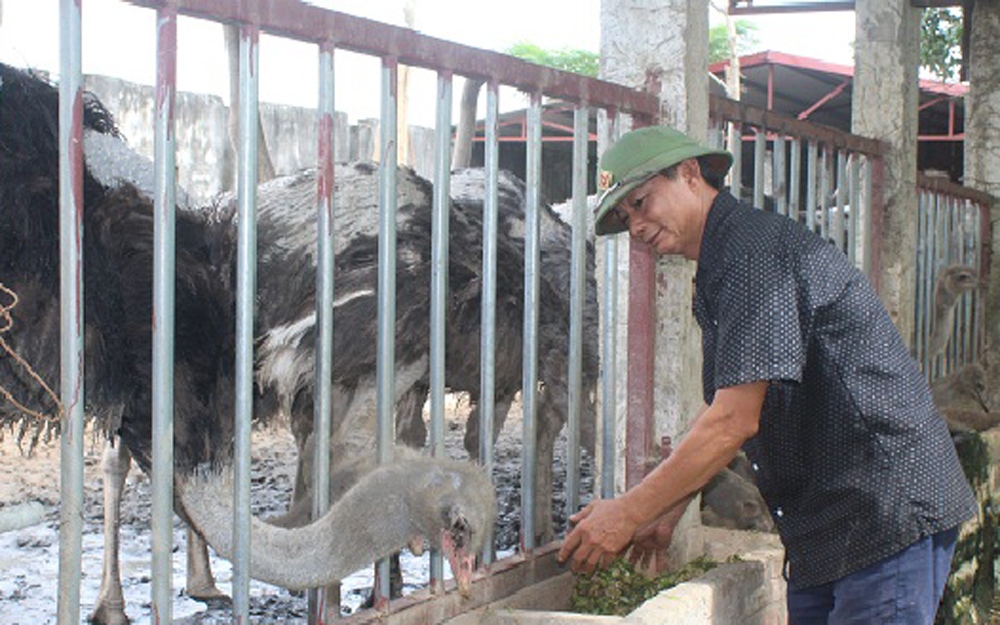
[625,241,657,490]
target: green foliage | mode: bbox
[936,430,1000,624]
[920,8,964,82]
[570,556,717,616]
[709,19,760,64]
[504,42,599,77]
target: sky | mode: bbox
[0,0,857,126]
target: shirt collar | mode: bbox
[695,190,741,286]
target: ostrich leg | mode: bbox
[90,438,131,625]
[184,528,229,604]
[533,393,562,546]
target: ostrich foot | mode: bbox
[89,600,130,625]
[184,583,232,607]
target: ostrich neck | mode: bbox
[179,466,415,590]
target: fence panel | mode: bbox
[914,174,991,380]
[709,94,884,280]
[709,95,991,382]
[55,0,661,622]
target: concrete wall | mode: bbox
[84,74,585,209]
[84,74,422,204]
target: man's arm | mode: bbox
[558,380,768,574]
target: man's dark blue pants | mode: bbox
[786,527,958,624]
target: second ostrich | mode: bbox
[927,264,979,360]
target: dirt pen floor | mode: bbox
[0,398,588,624]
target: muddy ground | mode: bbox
[0,398,591,624]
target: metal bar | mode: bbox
[625,244,655,489]
[818,146,830,241]
[848,153,860,267]
[789,138,801,223]
[774,134,787,215]
[930,192,938,372]
[805,140,817,232]
[374,55,400,609]
[767,64,774,111]
[729,2,856,15]
[151,5,178,623]
[566,103,588,524]
[961,203,974,365]
[729,122,743,200]
[915,189,929,369]
[971,201,983,361]
[122,0,659,118]
[710,95,885,156]
[625,101,656,493]
[833,150,846,252]
[944,195,956,368]
[232,22,262,625]
[56,1,85,623]
[753,129,766,209]
[428,68,453,594]
[521,92,542,554]
[915,172,994,205]
[308,39,337,625]
[600,110,622,501]
[480,79,500,561]
[796,78,850,121]
[944,197,957,368]
[861,156,874,281]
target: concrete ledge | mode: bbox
[624,548,785,625]
[446,529,786,625]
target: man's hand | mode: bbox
[628,515,677,576]
[557,498,641,574]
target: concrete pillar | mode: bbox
[851,0,921,345]
[599,0,710,568]
[964,0,1000,406]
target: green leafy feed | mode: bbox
[570,556,717,616]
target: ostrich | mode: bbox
[285,166,599,547]
[930,363,1000,433]
[0,63,495,624]
[926,264,979,361]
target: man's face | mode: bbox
[613,164,705,261]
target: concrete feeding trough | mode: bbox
[345,526,784,625]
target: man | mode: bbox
[557,126,975,623]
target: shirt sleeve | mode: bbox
[712,250,806,390]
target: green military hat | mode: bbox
[593,126,733,236]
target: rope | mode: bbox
[0,282,63,422]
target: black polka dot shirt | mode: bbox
[693,191,976,589]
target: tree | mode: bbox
[920,7,964,82]
[504,42,599,77]
[708,19,759,64]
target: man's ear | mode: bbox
[679,158,702,186]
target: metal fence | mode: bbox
[708,94,884,281]
[914,174,991,380]
[708,94,990,382]
[55,1,658,623]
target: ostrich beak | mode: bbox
[440,529,477,598]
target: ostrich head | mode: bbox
[935,264,980,307]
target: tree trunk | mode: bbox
[451,78,483,170]
[710,1,741,99]
[396,0,417,167]
[224,23,276,190]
